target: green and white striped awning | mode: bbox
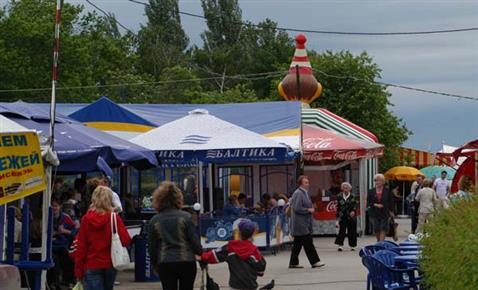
[302,108,378,143]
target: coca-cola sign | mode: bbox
[333,150,359,160]
[303,137,334,150]
[303,152,328,161]
[326,201,337,213]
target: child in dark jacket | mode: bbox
[201,219,266,290]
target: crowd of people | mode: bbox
[11,168,473,290]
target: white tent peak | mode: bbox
[131,110,287,151]
[189,108,209,115]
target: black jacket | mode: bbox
[367,187,393,219]
[202,240,266,290]
[336,192,357,221]
[147,209,202,265]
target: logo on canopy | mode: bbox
[181,135,211,145]
[206,148,276,159]
[303,137,333,149]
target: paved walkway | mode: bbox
[116,218,412,290]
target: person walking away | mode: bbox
[433,171,450,209]
[408,175,423,234]
[334,182,358,251]
[201,219,266,290]
[415,179,437,233]
[367,174,393,242]
[74,186,131,290]
[288,176,325,269]
[148,181,202,290]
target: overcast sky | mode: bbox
[3,0,478,152]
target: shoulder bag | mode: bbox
[110,212,130,270]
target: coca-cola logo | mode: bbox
[333,151,358,160]
[303,137,333,150]
[326,201,337,212]
[304,152,328,161]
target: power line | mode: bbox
[313,69,478,101]
[85,0,134,34]
[1,69,476,101]
[127,0,478,36]
[0,72,285,93]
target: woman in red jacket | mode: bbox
[74,186,131,290]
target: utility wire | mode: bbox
[127,0,478,36]
[1,70,476,101]
[313,68,478,101]
[0,72,284,93]
[85,0,134,34]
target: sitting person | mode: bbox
[224,195,241,217]
[255,193,271,213]
[201,219,266,290]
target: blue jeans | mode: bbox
[84,268,117,290]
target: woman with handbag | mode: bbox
[74,186,131,290]
[148,181,203,290]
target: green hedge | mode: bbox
[420,198,478,289]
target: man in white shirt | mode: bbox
[433,171,450,208]
[101,176,123,213]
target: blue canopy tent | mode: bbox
[69,96,157,139]
[32,101,302,147]
[0,101,158,173]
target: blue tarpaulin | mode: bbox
[0,102,158,173]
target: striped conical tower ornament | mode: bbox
[278,34,322,107]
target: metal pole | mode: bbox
[402,181,405,216]
[198,161,204,214]
[208,164,213,212]
[43,1,63,288]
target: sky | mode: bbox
[3,0,478,152]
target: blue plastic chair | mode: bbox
[3,204,55,290]
[360,245,386,258]
[376,241,399,249]
[362,255,418,290]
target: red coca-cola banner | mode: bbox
[302,125,384,163]
[313,200,362,221]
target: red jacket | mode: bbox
[202,240,266,289]
[74,210,131,279]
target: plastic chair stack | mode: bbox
[360,241,423,290]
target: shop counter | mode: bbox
[199,209,291,250]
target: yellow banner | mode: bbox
[0,131,46,205]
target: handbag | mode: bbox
[72,282,84,290]
[110,212,130,270]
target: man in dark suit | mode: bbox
[367,173,393,241]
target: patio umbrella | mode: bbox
[385,166,424,216]
[420,165,455,180]
[385,166,424,181]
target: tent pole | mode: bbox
[198,161,204,213]
[41,166,53,289]
[402,181,405,216]
[208,164,213,212]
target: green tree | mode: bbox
[137,0,189,79]
[0,0,143,103]
[308,51,410,171]
[190,84,266,104]
[157,66,201,103]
